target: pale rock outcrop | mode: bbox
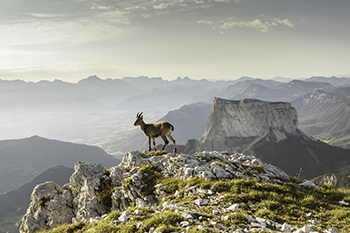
[69,161,108,222]
[21,150,334,233]
[191,97,300,153]
[20,181,74,232]
[20,161,108,232]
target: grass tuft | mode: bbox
[125,178,132,187]
[144,150,168,156]
[38,198,49,208]
[97,177,114,210]
[39,172,350,233]
[138,165,161,196]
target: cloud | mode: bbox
[153,3,169,10]
[0,10,129,47]
[274,18,294,28]
[90,0,116,10]
[20,13,67,18]
[197,20,214,25]
[220,19,272,32]
[91,4,115,10]
[212,0,240,2]
[218,18,294,33]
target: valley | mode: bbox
[1,75,350,232]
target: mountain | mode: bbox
[115,85,211,111]
[271,76,293,82]
[276,80,333,100]
[291,88,350,149]
[231,83,287,101]
[1,75,349,157]
[0,165,73,233]
[111,79,350,156]
[185,97,350,179]
[158,102,213,144]
[206,79,283,102]
[107,102,213,154]
[203,79,333,104]
[305,76,350,87]
[190,98,299,153]
[20,152,346,233]
[0,136,120,194]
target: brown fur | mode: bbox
[134,112,177,153]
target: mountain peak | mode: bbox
[19,150,345,233]
[203,97,298,141]
[78,75,102,83]
[20,151,291,232]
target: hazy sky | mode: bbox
[0,0,349,82]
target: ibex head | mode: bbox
[134,112,143,126]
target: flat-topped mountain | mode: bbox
[186,97,350,179]
[194,98,299,153]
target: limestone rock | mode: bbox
[299,180,317,188]
[191,98,300,153]
[70,161,107,221]
[227,204,239,212]
[20,181,74,233]
[326,227,339,233]
[109,166,127,186]
[206,98,298,138]
[20,149,308,233]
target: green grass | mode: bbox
[40,175,350,233]
[144,150,169,156]
[38,198,49,207]
[138,165,161,197]
[97,176,115,210]
[124,178,132,187]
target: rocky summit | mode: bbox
[191,97,300,153]
[20,150,344,233]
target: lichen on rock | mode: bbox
[20,149,296,233]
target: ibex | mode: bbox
[134,112,177,153]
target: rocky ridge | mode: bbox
[20,151,343,233]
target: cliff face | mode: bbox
[197,98,299,152]
[186,97,350,180]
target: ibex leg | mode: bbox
[148,137,152,152]
[168,134,177,153]
[161,135,169,151]
[152,138,157,151]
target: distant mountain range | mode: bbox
[0,136,120,194]
[2,75,350,232]
[291,87,350,149]
[0,165,73,233]
[1,75,350,156]
[116,77,350,153]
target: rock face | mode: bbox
[20,150,344,233]
[20,161,109,232]
[184,98,350,180]
[195,97,299,153]
[205,98,298,138]
[20,150,291,232]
